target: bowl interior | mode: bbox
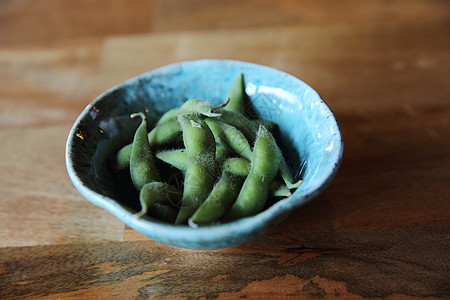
[66,59,343,249]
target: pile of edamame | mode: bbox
[112,74,302,226]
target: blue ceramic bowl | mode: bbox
[65,59,343,250]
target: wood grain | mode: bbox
[0,0,156,46]
[3,21,445,111]
[2,0,448,46]
[153,0,450,31]
[0,225,448,299]
[274,103,450,232]
[96,21,450,110]
[0,125,125,247]
[0,0,449,298]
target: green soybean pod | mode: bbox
[222,156,291,197]
[156,107,181,126]
[183,98,231,115]
[224,125,281,220]
[204,118,253,161]
[215,143,229,161]
[213,108,258,142]
[222,157,251,177]
[156,144,230,174]
[135,182,181,219]
[176,162,214,224]
[156,149,188,172]
[216,111,301,190]
[175,114,216,225]
[279,156,303,189]
[129,112,160,191]
[189,171,244,226]
[182,99,221,118]
[147,120,182,147]
[155,101,200,125]
[112,120,182,172]
[156,151,250,184]
[148,203,178,223]
[157,99,221,125]
[270,180,292,197]
[224,73,246,113]
[181,99,207,110]
[252,119,277,132]
[112,143,132,172]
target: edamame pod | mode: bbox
[189,171,244,226]
[279,157,303,189]
[112,120,182,172]
[135,182,181,219]
[213,108,258,142]
[147,120,182,147]
[156,148,295,201]
[224,125,281,220]
[156,144,230,174]
[224,73,246,113]
[182,99,221,116]
[112,143,132,172]
[148,203,178,223]
[129,113,160,191]
[156,107,181,126]
[175,114,216,225]
[205,118,253,161]
[157,99,221,125]
[270,181,292,197]
[222,157,291,197]
[215,143,229,161]
[156,149,188,172]
[252,119,277,132]
[181,99,208,110]
[222,157,251,177]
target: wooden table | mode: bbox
[1,1,449,299]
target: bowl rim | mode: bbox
[65,59,343,248]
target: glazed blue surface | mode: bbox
[65,59,343,249]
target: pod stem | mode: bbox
[287,179,303,190]
[204,112,222,117]
[130,112,146,121]
[187,218,199,228]
[134,205,147,219]
[214,97,230,110]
